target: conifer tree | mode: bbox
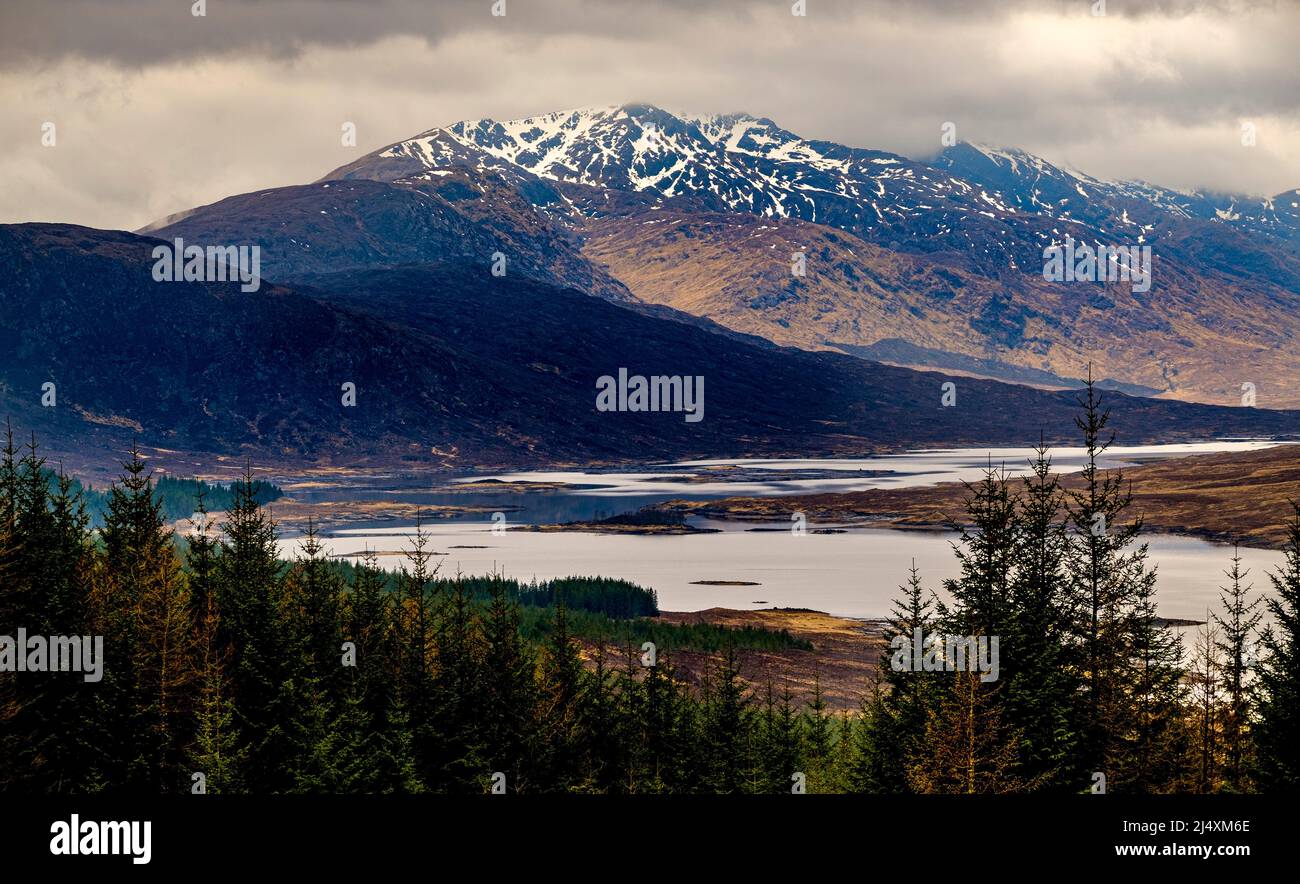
[943,462,1017,639]
[803,674,833,791]
[343,550,396,741]
[479,577,538,791]
[1188,618,1222,793]
[286,676,347,793]
[630,646,692,793]
[755,680,778,793]
[851,670,898,794]
[581,642,625,792]
[286,520,344,685]
[184,489,219,625]
[1007,442,1077,789]
[5,450,98,792]
[909,672,1023,794]
[428,575,485,791]
[189,588,245,794]
[833,710,855,793]
[0,428,18,789]
[762,683,803,794]
[135,534,197,792]
[702,644,752,793]
[1065,376,1130,778]
[1213,543,1262,791]
[869,561,938,792]
[1121,551,1186,793]
[396,513,438,779]
[1254,503,1300,790]
[369,691,424,794]
[1065,374,1181,791]
[214,465,288,791]
[96,444,186,790]
[536,601,589,790]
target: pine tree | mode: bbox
[803,674,834,792]
[762,683,803,794]
[286,676,346,794]
[189,588,245,795]
[214,464,288,791]
[185,488,219,623]
[908,671,1024,794]
[848,678,893,793]
[1065,376,1130,779]
[1065,374,1182,792]
[0,427,16,789]
[2,445,98,792]
[1187,617,1222,794]
[1212,543,1262,791]
[316,548,420,794]
[702,644,752,793]
[285,519,344,683]
[41,469,99,792]
[1122,549,1187,793]
[943,461,1017,639]
[536,601,589,790]
[581,641,626,792]
[1254,503,1300,791]
[833,710,856,793]
[369,691,423,794]
[134,534,197,792]
[428,575,485,792]
[628,645,693,794]
[1007,441,1078,789]
[396,512,438,780]
[479,576,538,791]
[869,560,938,792]
[96,444,193,791]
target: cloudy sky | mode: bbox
[2,0,1298,231]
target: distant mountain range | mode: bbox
[314,104,1300,407]
[331,104,1300,250]
[2,223,1297,469]
[3,103,1299,468]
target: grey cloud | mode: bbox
[1,0,1297,229]
[1,0,1281,66]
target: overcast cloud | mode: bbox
[2,0,1298,230]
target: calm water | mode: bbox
[291,521,1283,622]
[283,442,1288,621]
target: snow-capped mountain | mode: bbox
[326,104,1300,273]
[328,104,1044,269]
[154,103,1300,409]
[931,141,1300,244]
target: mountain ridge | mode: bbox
[321,104,1300,248]
[5,222,1298,472]
[139,102,1300,408]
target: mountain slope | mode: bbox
[5,224,1298,470]
[579,206,1300,407]
[144,173,633,301]
[931,141,1300,249]
[316,104,1300,405]
[324,104,1300,271]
